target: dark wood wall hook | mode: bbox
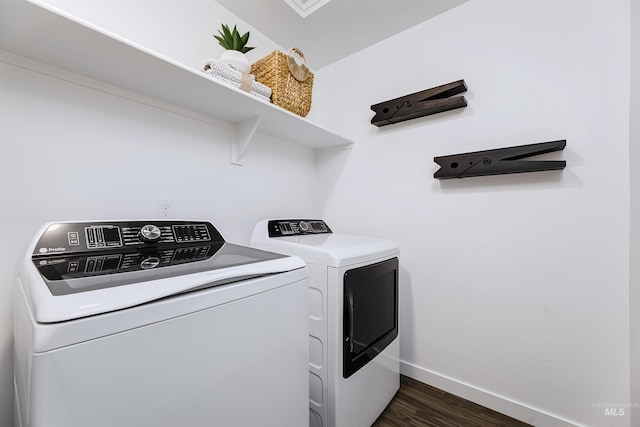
[434,140,567,179]
[371,80,467,127]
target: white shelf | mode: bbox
[0,0,353,162]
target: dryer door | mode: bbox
[343,257,398,378]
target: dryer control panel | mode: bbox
[268,219,332,237]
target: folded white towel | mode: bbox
[200,58,272,99]
[206,73,272,102]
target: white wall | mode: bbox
[0,2,316,426]
[629,0,640,425]
[312,1,630,426]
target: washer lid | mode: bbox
[35,242,289,296]
[253,233,398,267]
[23,244,305,323]
[22,221,306,323]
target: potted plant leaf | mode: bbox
[215,24,255,74]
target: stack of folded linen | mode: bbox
[200,58,272,102]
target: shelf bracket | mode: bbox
[230,116,261,165]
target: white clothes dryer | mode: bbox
[251,219,400,427]
[14,220,309,427]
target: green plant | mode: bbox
[214,24,255,53]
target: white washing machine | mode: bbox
[14,220,309,427]
[251,219,400,427]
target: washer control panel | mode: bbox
[33,220,223,256]
[268,219,332,237]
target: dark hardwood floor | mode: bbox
[372,376,533,427]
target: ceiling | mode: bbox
[215,0,469,70]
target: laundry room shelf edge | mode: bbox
[0,0,353,163]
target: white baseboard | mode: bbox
[400,360,580,427]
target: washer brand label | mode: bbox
[38,247,67,254]
[38,258,67,266]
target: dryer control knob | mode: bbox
[138,224,162,243]
[299,221,310,232]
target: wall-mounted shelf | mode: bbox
[0,0,353,164]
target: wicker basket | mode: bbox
[251,48,314,117]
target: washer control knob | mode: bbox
[140,256,161,269]
[299,221,311,232]
[138,224,162,243]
